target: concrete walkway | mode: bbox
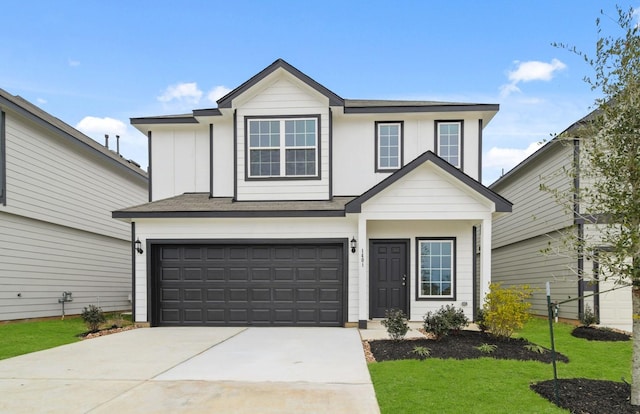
[0,327,379,414]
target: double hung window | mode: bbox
[375,121,403,171]
[436,121,462,168]
[248,117,318,178]
[417,238,455,299]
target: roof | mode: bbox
[130,58,499,126]
[113,194,356,218]
[345,151,512,213]
[0,88,148,181]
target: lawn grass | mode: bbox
[369,318,632,414]
[0,312,133,360]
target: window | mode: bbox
[417,238,455,299]
[436,121,463,168]
[0,110,5,205]
[247,117,318,178]
[375,121,403,171]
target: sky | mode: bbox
[1,1,634,184]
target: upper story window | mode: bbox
[247,117,318,178]
[375,121,403,172]
[436,121,463,168]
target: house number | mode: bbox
[361,249,365,267]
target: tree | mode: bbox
[549,6,640,405]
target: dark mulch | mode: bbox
[531,378,640,414]
[571,326,630,342]
[367,330,569,363]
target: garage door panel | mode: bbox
[155,244,344,326]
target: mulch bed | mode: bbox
[531,378,640,414]
[80,325,137,339]
[367,330,569,363]
[571,326,630,342]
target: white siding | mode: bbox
[133,217,359,323]
[0,212,132,320]
[235,74,330,201]
[151,126,210,201]
[492,142,574,249]
[367,220,476,321]
[3,114,147,240]
[212,118,234,197]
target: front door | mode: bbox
[370,240,409,318]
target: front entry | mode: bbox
[370,240,409,318]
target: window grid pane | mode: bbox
[419,240,453,297]
[378,123,400,169]
[438,123,460,167]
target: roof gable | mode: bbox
[217,58,343,108]
[346,151,512,213]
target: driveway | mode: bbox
[0,327,379,414]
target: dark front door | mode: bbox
[370,240,408,318]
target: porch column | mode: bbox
[480,218,492,301]
[357,215,368,328]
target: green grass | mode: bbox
[0,312,132,360]
[369,318,632,414]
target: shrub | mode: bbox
[380,308,410,340]
[475,343,497,354]
[81,305,106,333]
[581,304,598,327]
[482,283,533,338]
[524,344,547,354]
[412,346,431,360]
[423,305,469,340]
[475,308,489,332]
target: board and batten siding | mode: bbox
[0,211,133,320]
[367,220,475,321]
[491,233,578,319]
[234,74,330,201]
[3,113,147,240]
[491,142,574,249]
[133,217,359,324]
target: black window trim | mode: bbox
[415,236,457,301]
[374,120,404,172]
[434,120,464,169]
[244,114,322,181]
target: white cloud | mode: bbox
[36,98,47,105]
[207,85,231,103]
[500,59,567,97]
[68,59,80,67]
[484,141,543,170]
[76,116,127,137]
[157,82,203,104]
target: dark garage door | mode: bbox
[152,243,345,326]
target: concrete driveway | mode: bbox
[0,327,379,414]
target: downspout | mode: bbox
[131,221,136,322]
[147,131,153,202]
[472,225,478,321]
[574,137,585,321]
[209,123,214,198]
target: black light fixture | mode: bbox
[135,238,144,254]
[350,237,357,253]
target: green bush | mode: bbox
[381,308,410,340]
[475,308,489,332]
[482,283,533,338]
[581,304,598,327]
[81,305,106,333]
[423,305,468,340]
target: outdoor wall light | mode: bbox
[350,237,357,253]
[135,238,144,254]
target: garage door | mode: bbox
[152,243,345,326]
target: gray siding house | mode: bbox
[490,110,632,331]
[0,89,148,320]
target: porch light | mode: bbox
[135,238,144,254]
[350,237,357,253]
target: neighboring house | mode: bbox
[490,109,632,332]
[0,89,148,321]
[114,59,511,328]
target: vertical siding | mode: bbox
[0,212,132,320]
[3,114,147,240]
[491,233,578,319]
[212,119,234,197]
[235,75,330,201]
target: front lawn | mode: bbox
[368,319,632,413]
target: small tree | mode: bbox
[81,305,106,333]
[482,283,532,338]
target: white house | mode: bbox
[0,88,148,320]
[114,59,511,328]
[490,109,632,332]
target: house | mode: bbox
[490,109,632,332]
[0,89,148,321]
[114,59,511,328]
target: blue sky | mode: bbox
[1,1,632,184]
